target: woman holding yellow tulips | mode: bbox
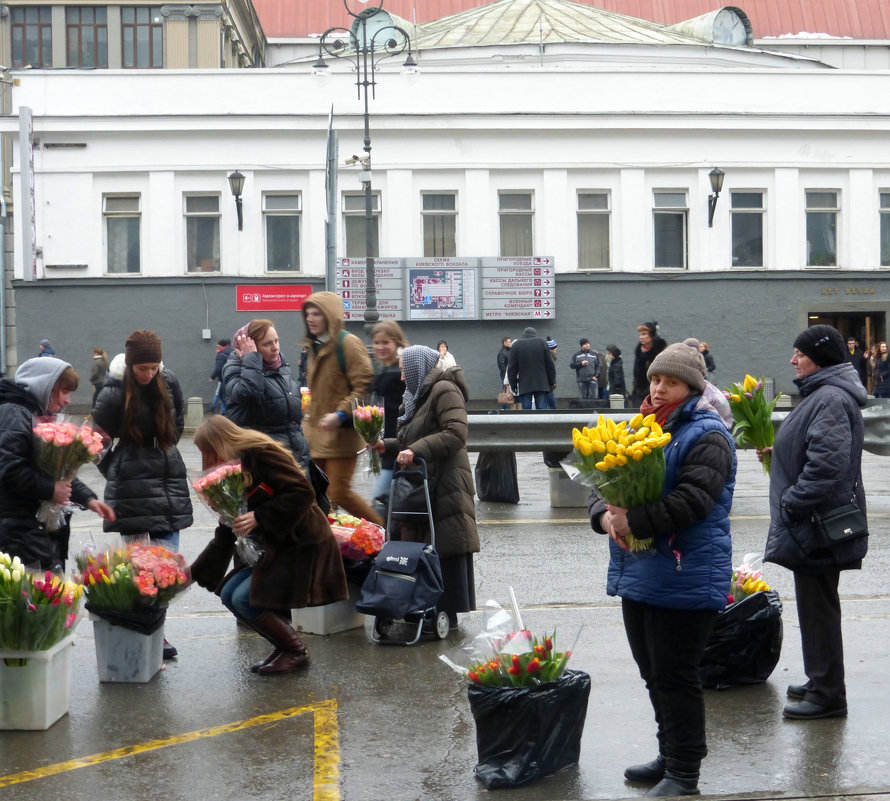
[588,341,736,797]
[764,324,867,720]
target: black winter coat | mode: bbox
[210,346,233,381]
[92,370,193,535]
[221,351,310,468]
[608,356,627,397]
[507,334,556,395]
[630,337,668,406]
[374,362,405,472]
[0,381,96,566]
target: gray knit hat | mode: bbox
[647,341,707,392]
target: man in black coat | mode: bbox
[846,337,867,388]
[209,338,233,413]
[507,327,556,409]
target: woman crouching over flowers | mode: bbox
[587,341,736,796]
[190,416,347,675]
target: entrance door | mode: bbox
[806,311,885,350]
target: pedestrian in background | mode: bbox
[208,338,232,414]
[698,341,716,378]
[89,347,108,405]
[302,292,383,526]
[873,341,890,398]
[370,320,407,518]
[508,327,556,410]
[1,358,114,571]
[191,415,347,676]
[569,338,599,400]
[588,340,735,795]
[375,345,479,630]
[847,336,868,388]
[92,330,192,660]
[436,340,457,370]
[606,344,626,400]
[37,339,55,358]
[630,321,668,406]
[763,325,867,720]
[866,344,878,394]
[496,336,514,408]
[222,319,309,468]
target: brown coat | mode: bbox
[386,367,479,559]
[301,291,374,459]
[190,444,347,610]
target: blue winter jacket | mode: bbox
[589,398,736,611]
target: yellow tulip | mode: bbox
[642,413,656,427]
[586,427,602,443]
[655,434,672,447]
[607,417,617,436]
[650,422,663,437]
[743,374,758,392]
[632,449,645,461]
[729,393,742,403]
[629,413,643,430]
[603,454,617,468]
[595,461,609,472]
[592,440,607,453]
[577,439,595,456]
[616,454,628,466]
[642,446,652,456]
[606,440,618,454]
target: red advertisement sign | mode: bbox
[235,284,314,312]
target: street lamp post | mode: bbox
[314,1,417,340]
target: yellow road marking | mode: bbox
[0,699,340,800]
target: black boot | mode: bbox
[625,754,666,784]
[646,758,700,796]
[251,611,310,675]
[250,649,281,673]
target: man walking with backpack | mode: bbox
[570,338,600,400]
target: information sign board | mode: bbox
[479,257,556,319]
[235,284,314,312]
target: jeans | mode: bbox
[313,456,384,526]
[622,598,717,762]
[123,530,180,551]
[518,391,553,410]
[220,567,261,622]
[577,379,598,400]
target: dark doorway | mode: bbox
[806,311,885,350]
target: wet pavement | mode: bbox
[2,434,890,801]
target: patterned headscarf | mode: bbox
[233,320,283,371]
[398,345,440,427]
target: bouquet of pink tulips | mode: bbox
[352,402,385,475]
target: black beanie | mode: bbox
[793,325,847,367]
[579,338,590,346]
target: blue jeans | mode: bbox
[123,531,180,551]
[518,391,552,410]
[220,567,261,622]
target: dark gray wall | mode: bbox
[12,270,889,409]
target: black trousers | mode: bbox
[794,570,846,706]
[622,598,717,762]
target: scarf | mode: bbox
[639,395,688,427]
[398,346,440,427]
[234,321,282,371]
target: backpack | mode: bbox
[355,540,444,620]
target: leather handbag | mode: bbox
[812,502,868,546]
[497,389,514,405]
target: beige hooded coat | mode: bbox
[301,291,374,459]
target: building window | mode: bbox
[499,192,534,257]
[67,7,108,68]
[806,190,838,266]
[104,195,141,274]
[264,194,301,272]
[653,191,688,269]
[343,192,380,257]
[731,191,764,267]
[122,7,163,68]
[11,7,53,68]
[185,195,220,273]
[577,192,610,269]
[421,193,457,257]
[880,193,890,267]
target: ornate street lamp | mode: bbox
[314,1,417,338]
[707,167,725,228]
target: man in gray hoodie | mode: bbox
[0,357,114,570]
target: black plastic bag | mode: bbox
[475,452,520,504]
[388,469,430,521]
[700,590,783,690]
[308,460,331,516]
[468,669,591,790]
[85,603,168,635]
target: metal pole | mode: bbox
[360,18,378,341]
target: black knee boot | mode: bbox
[646,758,700,796]
[625,754,666,784]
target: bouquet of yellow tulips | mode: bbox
[723,374,778,474]
[727,553,772,606]
[565,413,672,553]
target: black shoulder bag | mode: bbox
[811,481,868,547]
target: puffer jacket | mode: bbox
[764,362,867,574]
[190,444,347,610]
[301,291,374,459]
[588,397,736,611]
[221,350,309,468]
[386,367,479,559]
[91,358,193,534]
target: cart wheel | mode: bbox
[434,610,450,640]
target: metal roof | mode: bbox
[252,0,890,40]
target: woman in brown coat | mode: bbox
[376,345,479,629]
[190,415,347,675]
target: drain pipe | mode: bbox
[0,192,7,377]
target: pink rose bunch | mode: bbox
[192,460,246,525]
[352,403,385,475]
[32,416,108,528]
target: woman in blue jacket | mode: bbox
[588,341,736,797]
